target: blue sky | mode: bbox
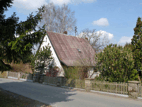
[4,0,142,46]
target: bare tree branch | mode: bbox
[79,28,110,53]
[39,3,76,35]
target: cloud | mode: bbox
[13,0,97,13]
[118,36,132,45]
[13,0,47,10]
[50,0,96,5]
[92,18,109,27]
[78,30,114,40]
[76,0,97,3]
[49,0,71,5]
[95,30,114,40]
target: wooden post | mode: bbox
[121,82,122,94]
[116,82,117,94]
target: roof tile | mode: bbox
[47,31,96,66]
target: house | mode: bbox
[37,31,99,78]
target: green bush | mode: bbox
[96,44,139,82]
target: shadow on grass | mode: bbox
[0,78,77,106]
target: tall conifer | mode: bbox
[131,17,142,71]
[0,0,45,71]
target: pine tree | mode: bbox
[0,0,46,71]
[131,17,142,71]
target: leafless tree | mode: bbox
[39,3,76,35]
[78,29,110,53]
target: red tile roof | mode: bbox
[47,31,96,66]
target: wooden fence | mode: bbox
[7,71,33,80]
[91,80,128,95]
[8,72,18,78]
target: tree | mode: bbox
[0,0,46,71]
[78,29,110,53]
[30,45,52,74]
[39,3,76,35]
[131,17,142,71]
[95,44,138,82]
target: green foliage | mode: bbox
[94,75,105,81]
[64,67,80,79]
[96,44,139,82]
[30,45,52,73]
[0,0,46,71]
[131,17,142,71]
[64,66,87,79]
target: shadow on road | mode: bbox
[0,78,77,106]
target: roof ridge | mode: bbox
[46,31,72,37]
[47,31,83,39]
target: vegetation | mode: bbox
[64,66,88,79]
[78,28,109,53]
[94,17,142,82]
[131,17,142,75]
[0,0,46,72]
[39,3,76,35]
[30,45,52,74]
[95,44,139,82]
[10,61,32,73]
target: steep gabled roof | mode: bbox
[47,31,96,66]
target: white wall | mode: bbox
[40,35,64,77]
[88,67,100,79]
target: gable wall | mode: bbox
[40,35,64,77]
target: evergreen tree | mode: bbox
[131,17,142,71]
[0,0,46,71]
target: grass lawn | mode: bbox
[0,88,51,107]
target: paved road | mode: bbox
[0,78,142,107]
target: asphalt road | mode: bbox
[0,78,142,107]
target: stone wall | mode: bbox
[128,81,140,99]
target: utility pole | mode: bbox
[75,26,77,36]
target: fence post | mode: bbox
[116,82,117,94]
[128,81,140,99]
[121,82,122,94]
[18,72,20,80]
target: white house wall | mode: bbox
[40,35,64,77]
[88,67,100,79]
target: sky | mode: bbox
[4,0,142,46]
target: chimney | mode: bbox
[63,31,67,35]
[85,37,88,41]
